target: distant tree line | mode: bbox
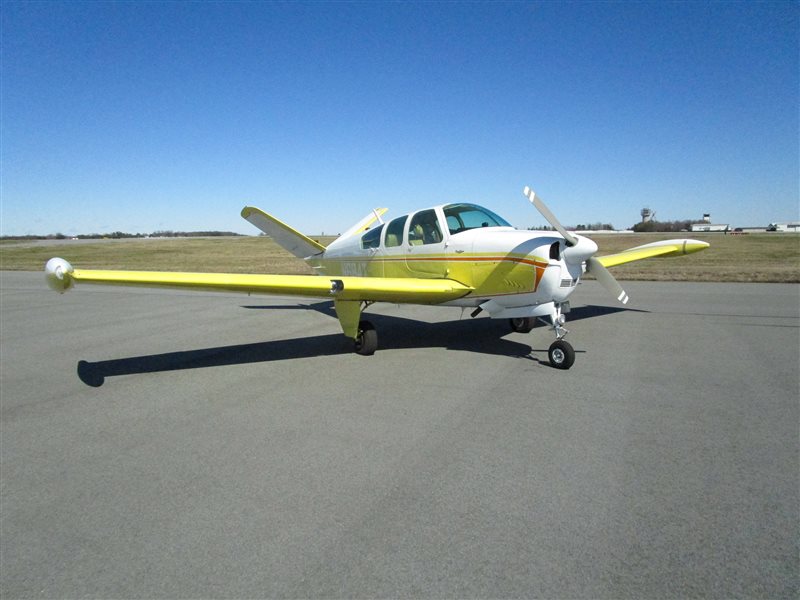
[630,219,699,233]
[528,223,615,231]
[1,231,243,241]
[575,223,615,231]
[149,231,243,238]
[525,219,703,233]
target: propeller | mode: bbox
[586,257,629,304]
[523,186,577,246]
[523,186,629,305]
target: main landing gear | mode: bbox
[509,317,536,333]
[334,299,379,356]
[354,320,378,356]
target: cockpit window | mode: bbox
[443,203,512,234]
[384,216,407,248]
[361,224,384,249]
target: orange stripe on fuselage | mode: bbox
[328,255,549,267]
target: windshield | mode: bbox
[443,203,512,234]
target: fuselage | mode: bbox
[310,203,595,309]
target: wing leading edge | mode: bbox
[44,258,473,304]
[597,239,709,268]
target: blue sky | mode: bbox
[2,1,798,236]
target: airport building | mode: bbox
[766,222,800,232]
[690,213,729,233]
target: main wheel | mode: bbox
[354,320,378,355]
[548,339,575,369]
[509,317,535,333]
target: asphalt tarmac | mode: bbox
[1,271,798,598]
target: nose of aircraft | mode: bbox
[561,234,598,264]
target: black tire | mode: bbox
[548,339,575,369]
[354,320,378,355]
[509,317,535,333]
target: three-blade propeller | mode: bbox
[523,186,629,305]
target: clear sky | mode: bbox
[2,1,798,236]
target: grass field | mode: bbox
[587,232,800,283]
[1,233,798,283]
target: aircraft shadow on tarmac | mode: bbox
[76,303,637,387]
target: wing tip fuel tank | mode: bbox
[45,257,75,293]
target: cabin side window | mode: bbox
[408,210,443,245]
[360,224,384,249]
[384,216,407,248]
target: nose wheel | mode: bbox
[548,339,575,369]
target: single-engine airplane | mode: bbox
[45,186,709,369]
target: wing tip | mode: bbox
[45,257,75,293]
[683,240,711,255]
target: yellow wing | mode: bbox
[597,239,709,268]
[44,258,472,304]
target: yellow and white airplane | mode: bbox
[45,186,709,369]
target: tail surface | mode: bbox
[241,206,326,259]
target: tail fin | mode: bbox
[241,206,326,259]
[338,208,388,240]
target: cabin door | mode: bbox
[404,209,449,278]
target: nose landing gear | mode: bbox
[547,306,575,369]
[508,303,577,369]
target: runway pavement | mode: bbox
[1,271,798,598]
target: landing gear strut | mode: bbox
[504,303,577,369]
[545,306,575,369]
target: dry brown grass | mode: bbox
[587,232,799,283]
[0,237,322,275]
[1,233,798,282]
